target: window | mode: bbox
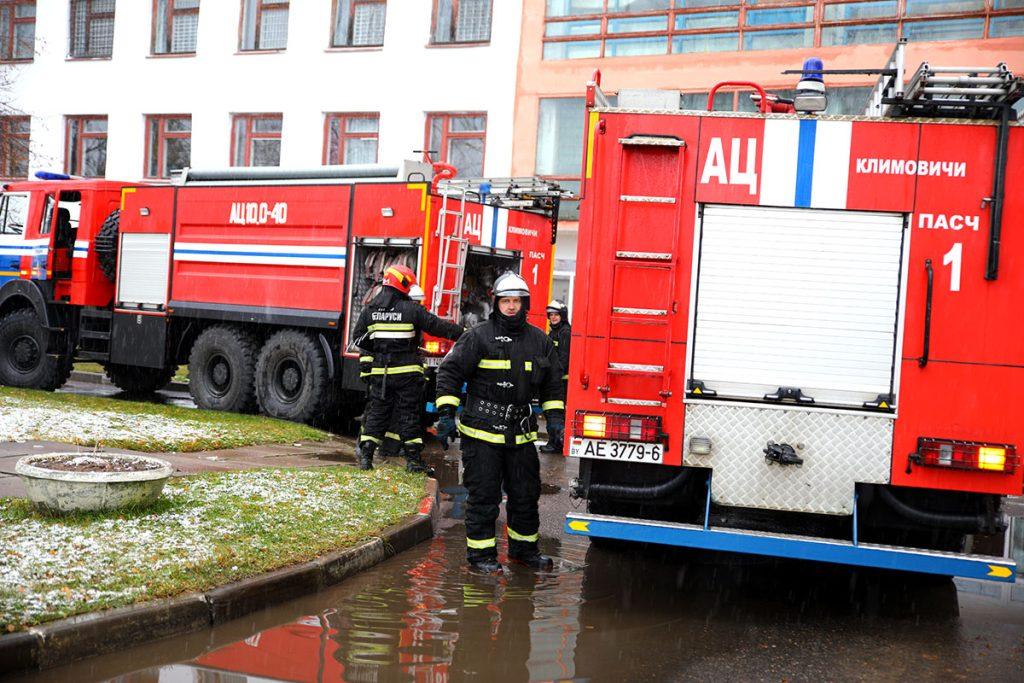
[432,0,492,44]
[332,0,385,47]
[69,0,115,59]
[231,114,281,167]
[426,113,485,178]
[64,116,107,177]
[0,1,34,61]
[324,113,379,165]
[542,0,1024,59]
[0,116,29,178]
[145,115,191,178]
[152,0,199,55]
[0,192,29,235]
[240,0,288,51]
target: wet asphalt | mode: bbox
[12,381,1023,682]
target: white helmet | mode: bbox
[546,299,566,314]
[409,284,425,302]
[493,271,531,299]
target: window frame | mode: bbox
[330,0,386,48]
[323,112,380,165]
[239,0,289,52]
[541,0,1024,59]
[0,115,30,179]
[0,0,35,62]
[64,115,108,178]
[230,113,283,167]
[144,114,191,179]
[431,0,493,46]
[68,0,116,60]
[151,0,200,56]
[424,112,487,178]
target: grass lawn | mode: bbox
[75,362,190,383]
[0,386,329,452]
[0,466,425,632]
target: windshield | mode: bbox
[0,193,29,236]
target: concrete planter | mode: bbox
[15,454,174,513]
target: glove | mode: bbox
[436,407,458,451]
[545,410,565,442]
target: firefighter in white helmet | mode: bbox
[435,271,565,573]
[540,299,570,454]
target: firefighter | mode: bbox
[353,265,463,472]
[435,271,565,573]
[540,299,570,454]
[381,284,428,459]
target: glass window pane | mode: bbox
[345,116,379,133]
[175,0,201,8]
[352,3,386,46]
[545,20,601,37]
[743,28,812,50]
[333,0,352,45]
[14,22,34,59]
[745,7,813,27]
[607,0,670,10]
[165,117,191,132]
[681,91,731,110]
[448,138,484,178]
[16,3,36,18]
[455,0,491,42]
[994,0,1024,8]
[232,119,246,165]
[12,118,30,135]
[821,22,897,47]
[677,0,739,7]
[89,17,115,57]
[164,138,191,175]
[607,16,668,34]
[83,138,107,177]
[823,1,897,21]
[546,0,603,17]
[344,137,377,165]
[605,36,667,57]
[433,0,453,42]
[904,0,984,16]
[327,119,341,163]
[543,40,601,59]
[902,18,984,42]
[675,11,738,30]
[826,86,873,115]
[172,12,198,52]
[673,31,738,53]
[147,121,160,177]
[84,118,107,133]
[450,115,486,132]
[429,118,444,155]
[1,194,29,234]
[554,179,581,222]
[253,117,282,133]
[535,98,585,177]
[991,15,1024,38]
[251,138,280,167]
[259,7,289,49]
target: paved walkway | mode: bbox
[0,437,358,499]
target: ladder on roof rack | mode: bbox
[435,177,572,212]
[431,183,470,324]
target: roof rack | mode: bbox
[435,177,574,215]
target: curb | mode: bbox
[0,478,440,677]
[69,371,190,393]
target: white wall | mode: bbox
[8,1,523,179]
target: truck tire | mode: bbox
[0,308,73,391]
[103,363,177,396]
[255,329,329,423]
[94,209,120,282]
[188,325,258,413]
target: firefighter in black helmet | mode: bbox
[353,265,463,473]
[540,299,570,454]
[435,271,566,573]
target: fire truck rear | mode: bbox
[0,164,564,423]
[565,43,1022,582]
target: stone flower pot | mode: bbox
[15,453,174,513]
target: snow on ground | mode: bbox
[0,395,236,446]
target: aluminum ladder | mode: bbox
[431,184,470,323]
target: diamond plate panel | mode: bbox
[684,403,893,515]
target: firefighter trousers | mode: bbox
[360,371,424,448]
[461,437,541,562]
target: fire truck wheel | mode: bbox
[95,209,120,282]
[103,363,177,396]
[188,325,259,413]
[0,308,72,391]
[255,329,329,424]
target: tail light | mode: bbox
[573,410,662,443]
[423,340,441,354]
[911,438,1018,474]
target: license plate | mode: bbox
[423,356,443,368]
[569,438,663,463]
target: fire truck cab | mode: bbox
[565,42,1022,582]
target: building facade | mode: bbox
[1,1,522,181]
[512,0,1024,311]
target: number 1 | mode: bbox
[942,242,962,293]
[531,263,539,286]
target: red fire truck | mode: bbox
[565,42,1022,582]
[0,163,564,423]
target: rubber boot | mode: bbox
[468,557,504,574]
[539,438,563,454]
[404,444,434,476]
[509,545,554,571]
[356,440,377,471]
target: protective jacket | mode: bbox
[436,311,565,447]
[548,318,571,381]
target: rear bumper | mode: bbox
[565,512,1017,583]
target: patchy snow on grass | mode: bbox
[1,467,424,632]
